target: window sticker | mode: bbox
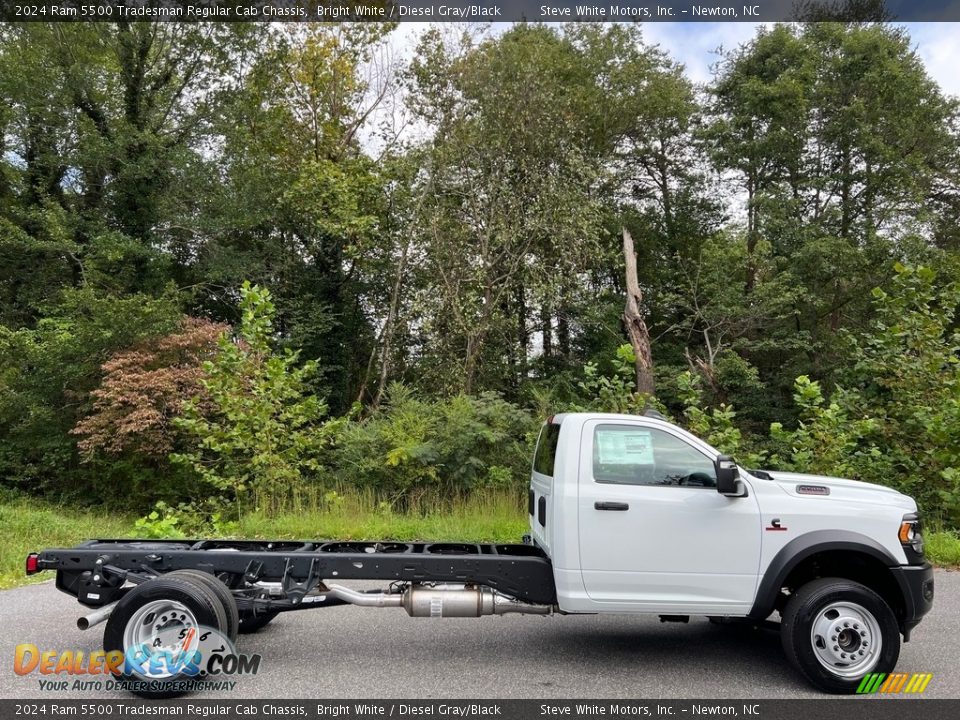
[596,428,654,465]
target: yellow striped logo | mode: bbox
[856,672,933,694]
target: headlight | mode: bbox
[899,513,924,560]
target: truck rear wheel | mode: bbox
[103,575,230,699]
[165,569,239,641]
[781,577,899,694]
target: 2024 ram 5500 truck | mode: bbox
[27,412,933,696]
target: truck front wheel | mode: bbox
[781,577,900,694]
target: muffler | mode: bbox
[402,584,552,617]
[324,582,551,617]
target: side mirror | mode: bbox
[715,455,740,496]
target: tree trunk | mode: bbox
[540,301,553,361]
[371,238,411,408]
[557,311,570,359]
[463,333,481,394]
[656,146,674,249]
[840,145,852,240]
[557,282,570,359]
[745,174,757,294]
[621,227,655,396]
[515,284,528,385]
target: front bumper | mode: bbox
[889,562,934,639]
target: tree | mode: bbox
[407,25,610,393]
[571,25,720,400]
[621,228,655,395]
[704,22,959,421]
[707,24,814,292]
[191,25,394,411]
[0,288,183,498]
[171,283,338,513]
[662,232,802,405]
[770,264,960,525]
[0,24,254,311]
[576,24,710,255]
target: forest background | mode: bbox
[3,19,960,583]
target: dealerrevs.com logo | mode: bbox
[856,672,934,694]
[14,626,261,692]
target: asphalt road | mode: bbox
[1,572,958,699]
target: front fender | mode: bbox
[749,530,899,620]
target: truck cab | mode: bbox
[529,412,934,692]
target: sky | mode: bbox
[390,21,960,98]
[642,22,960,96]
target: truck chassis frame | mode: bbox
[32,539,558,620]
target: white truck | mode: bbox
[28,412,933,696]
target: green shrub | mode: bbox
[677,370,767,468]
[330,384,534,506]
[134,498,239,538]
[768,376,880,479]
[768,265,960,526]
[0,288,182,502]
[577,344,650,414]
[171,282,341,514]
[133,501,186,539]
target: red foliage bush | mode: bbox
[73,318,229,460]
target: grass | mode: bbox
[926,529,960,567]
[3,491,958,591]
[0,490,529,590]
[236,490,527,543]
[0,498,133,589]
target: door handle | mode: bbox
[594,501,629,511]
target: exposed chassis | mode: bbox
[34,539,557,616]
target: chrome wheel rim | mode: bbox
[810,601,882,679]
[122,599,198,679]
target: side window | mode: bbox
[592,424,716,488]
[533,423,561,477]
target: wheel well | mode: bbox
[778,550,904,621]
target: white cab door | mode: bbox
[578,419,762,613]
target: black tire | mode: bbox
[781,577,900,694]
[165,569,239,642]
[103,576,230,699]
[238,609,280,633]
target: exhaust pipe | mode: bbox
[324,583,551,618]
[77,585,549,628]
[78,601,118,631]
[324,584,404,608]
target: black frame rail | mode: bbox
[34,539,557,608]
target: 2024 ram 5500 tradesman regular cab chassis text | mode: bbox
[27,412,934,696]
